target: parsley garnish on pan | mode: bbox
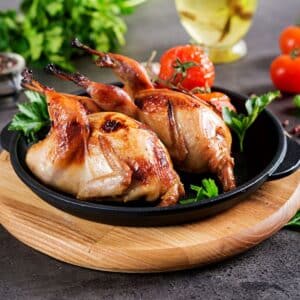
[180,178,219,205]
[222,91,281,152]
[8,91,50,142]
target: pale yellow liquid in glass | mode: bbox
[175,0,258,63]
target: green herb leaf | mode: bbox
[202,178,219,198]
[286,211,300,228]
[44,26,64,54]
[222,91,280,152]
[293,95,300,109]
[46,2,63,17]
[180,178,219,205]
[8,91,50,142]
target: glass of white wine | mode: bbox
[175,0,258,63]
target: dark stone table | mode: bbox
[0,0,299,299]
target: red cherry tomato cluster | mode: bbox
[270,26,300,93]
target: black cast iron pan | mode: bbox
[1,87,300,226]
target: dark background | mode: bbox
[0,0,299,299]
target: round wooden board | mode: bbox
[0,151,299,273]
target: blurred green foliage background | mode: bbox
[0,0,145,70]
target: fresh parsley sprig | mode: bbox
[180,178,219,205]
[222,91,281,152]
[0,0,146,70]
[8,91,50,142]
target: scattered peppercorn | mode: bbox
[282,119,289,127]
[290,125,300,137]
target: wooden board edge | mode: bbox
[1,182,299,273]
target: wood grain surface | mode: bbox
[0,151,299,273]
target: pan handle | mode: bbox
[0,123,14,152]
[268,136,300,180]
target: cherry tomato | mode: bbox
[194,92,236,117]
[279,26,300,54]
[158,45,215,90]
[270,52,300,93]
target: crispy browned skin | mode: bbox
[22,70,184,206]
[60,93,101,114]
[50,41,236,191]
[22,69,101,115]
[135,89,236,192]
[194,92,236,117]
[71,38,154,98]
[46,64,137,118]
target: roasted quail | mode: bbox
[22,70,184,206]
